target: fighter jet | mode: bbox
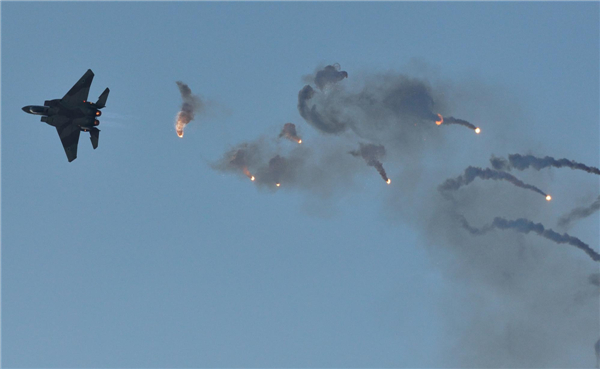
[22,69,109,162]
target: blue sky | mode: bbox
[2,2,599,367]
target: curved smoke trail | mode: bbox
[459,215,600,262]
[439,166,549,198]
[491,154,600,175]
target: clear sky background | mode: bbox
[2,2,599,367]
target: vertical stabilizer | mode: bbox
[96,88,110,108]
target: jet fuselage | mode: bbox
[22,99,101,131]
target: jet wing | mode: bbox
[55,122,81,162]
[61,69,94,105]
[89,127,100,149]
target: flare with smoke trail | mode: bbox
[349,143,390,184]
[491,154,600,175]
[314,63,348,91]
[279,123,302,144]
[439,166,550,199]
[558,196,600,228]
[460,215,600,262]
[436,114,481,134]
[175,81,204,138]
[212,143,259,181]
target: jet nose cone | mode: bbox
[22,106,30,113]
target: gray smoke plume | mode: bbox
[279,123,302,143]
[490,155,509,171]
[349,143,389,183]
[314,63,348,91]
[460,215,600,262]
[297,85,348,134]
[439,166,548,198]
[212,63,598,366]
[175,81,204,137]
[491,153,600,175]
[558,196,600,228]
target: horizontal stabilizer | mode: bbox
[96,88,110,108]
[90,127,100,149]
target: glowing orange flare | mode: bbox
[298,139,302,144]
[276,183,281,187]
[243,167,255,181]
[386,179,391,185]
[546,195,552,201]
[436,113,443,126]
[175,113,187,138]
[475,127,481,134]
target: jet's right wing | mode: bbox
[55,121,81,162]
[62,69,94,105]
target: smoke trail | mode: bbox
[558,196,600,228]
[460,216,600,262]
[438,166,549,198]
[175,81,204,138]
[490,155,510,171]
[314,64,348,91]
[492,153,600,175]
[279,123,302,143]
[211,141,262,180]
[349,143,390,183]
[439,115,480,132]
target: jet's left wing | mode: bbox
[62,69,94,105]
[55,122,81,162]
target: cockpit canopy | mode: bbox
[28,106,48,114]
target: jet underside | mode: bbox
[22,69,109,162]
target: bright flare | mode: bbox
[386,179,391,185]
[436,113,444,126]
[298,139,302,144]
[546,195,552,201]
[243,167,255,181]
[276,183,281,187]
[175,114,186,138]
[475,127,481,134]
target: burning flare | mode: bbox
[174,81,203,138]
[349,143,390,184]
[436,114,443,126]
[175,117,185,138]
[276,183,281,187]
[386,178,391,185]
[242,167,255,181]
[475,127,481,134]
[279,123,303,144]
[546,195,552,201]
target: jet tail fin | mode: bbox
[96,88,110,108]
[90,127,100,149]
